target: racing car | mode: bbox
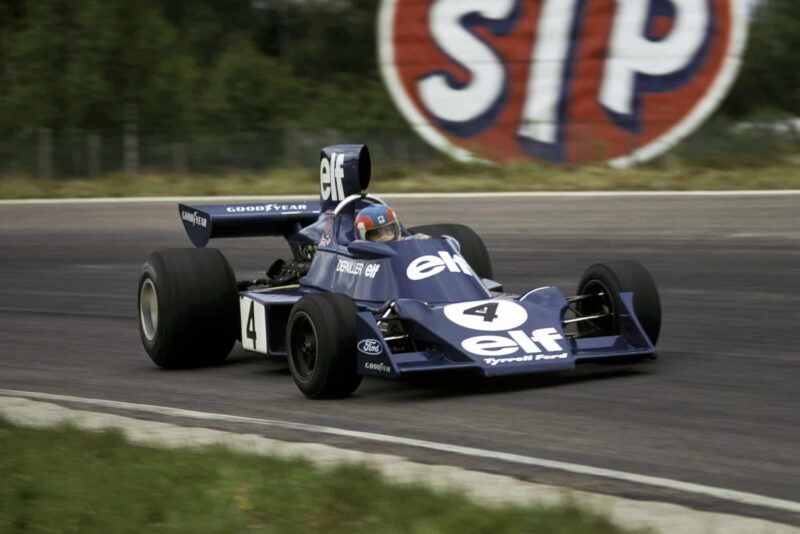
[138,144,661,398]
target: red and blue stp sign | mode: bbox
[378,0,747,166]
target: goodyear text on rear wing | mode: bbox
[179,201,321,247]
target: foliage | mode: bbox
[0,0,403,138]
[1,161,799,199]
[0,419,643,534]
[724,0,800,117]
[201,34,300,131]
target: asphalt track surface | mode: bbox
[1,194,798,526]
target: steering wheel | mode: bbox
[332,193,387,216]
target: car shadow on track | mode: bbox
[146,348,656,400]
[377,363,656,400]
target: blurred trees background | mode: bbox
[0,0,796,176]
[725,0,800,117]
[0,0,402,138]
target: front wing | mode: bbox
[355,287,655,378]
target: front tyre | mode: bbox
[576,261,661,345]
[138,248,238,368]
[286,293,362,399]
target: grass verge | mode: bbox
[0,161,799,199]
[0,418,646,534]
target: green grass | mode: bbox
[0,160,799,199]
[0,418,647,534]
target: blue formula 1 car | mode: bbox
[137,144,661,398]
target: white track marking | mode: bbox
[0,190,799,205]
[3,396,796,534]
[1,388,798,514]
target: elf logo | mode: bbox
[378,0,747,166]
[407,251,474,281]
[462,327,565,357]
[320,153,345,202]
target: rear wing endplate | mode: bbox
[179,201,321,247]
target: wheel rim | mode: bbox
[577,279,615,336]
[139,278,159,342]
[289,312,318,382]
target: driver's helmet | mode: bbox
[354,205,401,242]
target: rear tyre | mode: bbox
[286,293,362,399]
[138,248,238,368]
[407,223,493,279]
[575,261,661,345]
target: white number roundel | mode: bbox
[443,300,527,332]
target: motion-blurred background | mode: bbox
[0,0,796,179]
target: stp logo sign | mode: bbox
[378,0,747,166]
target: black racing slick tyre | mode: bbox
[576,261,661,345]
[407,223,493,280]
[286,293,362,399]
[138,248,239,368]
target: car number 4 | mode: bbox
[463,303,499,323]
[240,297,268,354]
[246,301,257,343]
[443,300,528,332]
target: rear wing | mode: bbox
[179,201,321,247]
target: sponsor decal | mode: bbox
[319,223,333,247]
[336,258,381,278]
[358,339,384,355]
[535,352,568,361]
[485,355,533,366]
[181,210,208,228]
[365,362,392,374]
[379,0,747,166]
[406,251,472,281]
[462,327,565,358]
[320,153,346,202]
[225,203,308,213]
[484,352,567,366]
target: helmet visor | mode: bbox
[365,222,400,242]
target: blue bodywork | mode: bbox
[178,144,656,379]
